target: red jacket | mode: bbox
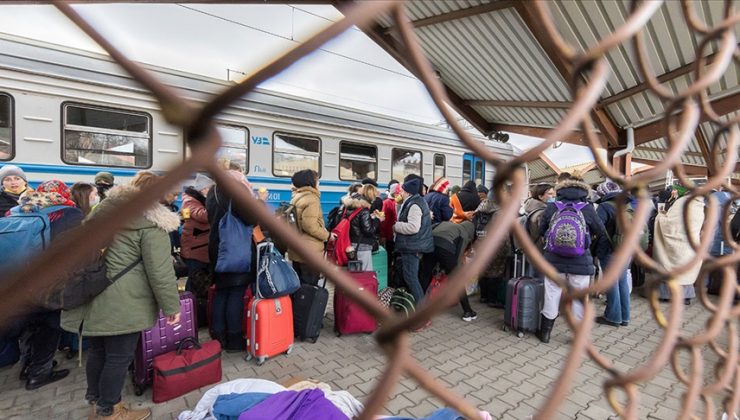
[180,190,210,263]
[379,198,398,241]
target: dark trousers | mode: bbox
[184,258,208,293]
[384,240,396,287]
[293,261,320,286]
[18,310,62,378]
[212,285,247,349]
[85,332,140,413]
[418,248,474,313]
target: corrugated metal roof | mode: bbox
[527,159,557,182]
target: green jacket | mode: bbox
[61,185,182,336]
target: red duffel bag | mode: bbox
[152,337,222,403]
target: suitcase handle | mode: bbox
[176,337,201,354]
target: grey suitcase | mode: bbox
[503,253,544,338]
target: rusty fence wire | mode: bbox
[0,1,738,419]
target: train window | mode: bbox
[273,132,320,177]
[391,148,422,181]
[339,142,376,181]
[0,93,12,161]
[433,154,445,180]
[463,158,472,183]
[216,125,249,173]
[62,104,151,168]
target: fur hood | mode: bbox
[555,179,591,193]
[99,185,181,232]
[341,193,371,209]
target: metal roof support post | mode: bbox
[609,127,634,178]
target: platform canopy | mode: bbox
[335,0,739,176]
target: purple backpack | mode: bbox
[545,201,589,257]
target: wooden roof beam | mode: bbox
[515,2,622,147]
[492,123,608,148]
[694,127,714,176]
[383,0,517,33]
[633,91,740,145]
[538,152,562,174]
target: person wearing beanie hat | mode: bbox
[288,169,334,286]
[94,171,115,201]
[361,177,378,187]
[394,174,434,322]
[181,174,215,288]
[425,177,453,225]
[0,164,30,216]
[476,184,489,201]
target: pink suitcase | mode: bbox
[132,291,197,395]
[244,293,294,366]
[334,263,378,336]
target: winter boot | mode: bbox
[537,315,555,344]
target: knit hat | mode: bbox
[94,171,115,186]
[0,164,27,183]
[36,179,72,201]
[477,184,489,195]
[291,169,316,189]
[402,177,422,195]
[431,177,450,194]
[388,182,400,197]
[194,173,215,191]
[596,180,621,197]
[361,178,378,187]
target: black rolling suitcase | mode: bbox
[292,280,329,343]
[503,253,544,338]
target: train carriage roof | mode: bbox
[0,32,516,157]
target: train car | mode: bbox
[0,33,518,215]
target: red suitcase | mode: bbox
[426,271,455,307]
[244,293,293,366]
[334,263,378,336]
[152,337,222,403]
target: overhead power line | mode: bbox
[176,4,416,80]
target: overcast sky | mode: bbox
[0,3,598,167]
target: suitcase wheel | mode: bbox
[286,345,293,355]
[245,354,253,362]
[517,331,524,338]
[257,357,266,366]
[133,384,145,396]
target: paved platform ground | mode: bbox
[0,291,729,420]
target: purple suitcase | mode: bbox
[132,291,197,395]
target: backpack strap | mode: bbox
[347,208,362,221]
[109,257,143,283]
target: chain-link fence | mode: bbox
[0,1,738,419]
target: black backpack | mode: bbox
[272,202,302,254]
[326,205,342,231]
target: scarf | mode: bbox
[19,191,75,213]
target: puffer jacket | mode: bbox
[539,180,609,276]
[425,190,453,225]
[340,193,379,248]
[180,187,210,263]
[61,185,181,336]
[206,185,257,289]
[289,186,330,263]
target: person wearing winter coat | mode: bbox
[206,170,258,350]
[593,180,631,327]
[93,171,115,202]
[380,182,400,286]
[289,169,334,286]
[10,180,83,391]
[653,184,705,305]
[451,181,480,224]
[419,221,478,322]
[522,184,554,251]
[69,182,99,216]
[340,184,383,271]
[0,164,31,217]
[537,178,609,343]
[474,194,513,308]
[181,174,215,281]
[425,177,453,225]
[61,172,180,419]
[361,178,384,213]
[393,175,434,314]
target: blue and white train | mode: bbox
[0,33,518,215]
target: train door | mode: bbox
[462,153,485,185]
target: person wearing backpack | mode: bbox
[339,184,382,271]
[289,169,335,285]
[473,191,513,308]
[60,172,181,419]
[0,164,31,217]
[537,178,609,343]
[425,177,453,226]
[594,180,633,327]
[522,183,554,250]
[4,180,83,391]
[361,178,384,213]
[451,181,480,224]
[393,175,434,316]
[206,169,258,351]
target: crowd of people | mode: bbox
[0,161,738,418]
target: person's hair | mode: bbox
[131,170,159,189]
[362,184,378,202]
[531,183,553,201]
[557,172,572,182]
[349,183,362,194]
[70,182,95,215]
[216,158,243,173]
